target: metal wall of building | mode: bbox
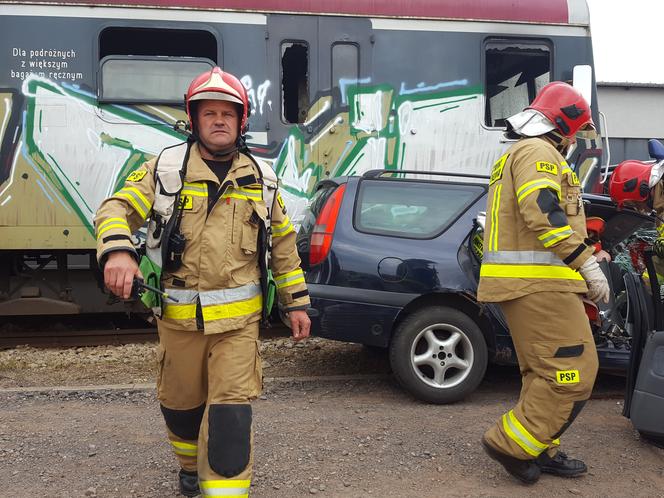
[597,84,664,163]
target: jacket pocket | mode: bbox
[563,174,582,216]
[155,345,166,398]
[250,339,264,399]
[240,201,267,256]
[531,340,596,394]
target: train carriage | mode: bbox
[0,0,601,315]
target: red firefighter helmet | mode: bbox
[609,160,655,207]
[526,81,595,138]
[185,67,249,135]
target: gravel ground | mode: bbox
[1,335,663,497]
[0,336,390,388]
[1,375,662,497]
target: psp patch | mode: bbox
[570,172,580,186]
[126,170,147,182]
[489,154,509,186]
[536,161,558,175]
[179,195,193,210]
[556,369,580,384]
[277,192,287,214]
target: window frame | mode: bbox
[279,39,311,125]
[331,41,360,91]
[97,55,215,105]
[353,177,486,241]
[481,37,554,131]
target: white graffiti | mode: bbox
[396,92,509,176]
[351,90,384,134]
[241,75,271,116]
[303,99,331,126]
[346,136,387,176]
[399,79,469,95]
[22,75,181,224]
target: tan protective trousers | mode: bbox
[484,292,599,460]
[156,318,262,497]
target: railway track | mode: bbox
[0,313,156,348]
[0,313,291,348]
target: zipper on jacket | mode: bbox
[208,180,233,216]
[195,297,204,330]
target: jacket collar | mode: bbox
[185,143,258,187]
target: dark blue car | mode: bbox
[296,170,649,404]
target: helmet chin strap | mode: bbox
[547,130,575,157]
[195,134,240,160]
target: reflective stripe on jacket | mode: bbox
[94,144,310,333]
[477,137,593,302]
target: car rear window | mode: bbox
[354,179,483,239]
[298,183,339,235]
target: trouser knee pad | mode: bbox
[208,404,252,477]
[161,403,206,440]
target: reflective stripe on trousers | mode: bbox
[162,283,262,320]
[200,479,251,497]
[171,440,197,457]
[501,410,548,457]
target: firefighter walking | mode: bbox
[477,82,610,484]
[95,67,311,496]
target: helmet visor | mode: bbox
[506,109,555,137]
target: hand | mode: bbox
[578,255,610,304]
[594,249,612,263]
[104,251,142,299]
[288,309,311,342]
[654,238,664,259]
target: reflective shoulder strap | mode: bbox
[146,142,189,267]
[254,158,279,232]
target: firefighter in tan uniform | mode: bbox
[609,158,664,285]
[94,67,311,497]
[478,82,610,484]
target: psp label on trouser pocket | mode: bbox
[556,369,580,384]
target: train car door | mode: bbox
[316,17,373,178]
[266,15,317,144]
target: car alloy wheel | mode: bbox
[409,323,474,389]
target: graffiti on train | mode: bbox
[0,73,505,248]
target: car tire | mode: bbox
[389,305,488,404]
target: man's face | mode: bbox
[623,199,651,215]
[196,99,240,155]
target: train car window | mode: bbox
[332,43,359,90]
[281,41,309,123]
[484,40,551,127]
[100,57,214,103]
[98,27,217,103]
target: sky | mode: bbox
[587,0,664,85]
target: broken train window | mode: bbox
[281,41,309,124]
[484,40,551,128]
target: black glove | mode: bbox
[654,238,664,259]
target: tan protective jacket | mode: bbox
[94,144,310,333]
[477,137,594,302]
[648,180,664,281]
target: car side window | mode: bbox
[354,180,483,239]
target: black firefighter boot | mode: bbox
[536,450,588,477]
[178,469,200,497]
[481,437,541,484]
